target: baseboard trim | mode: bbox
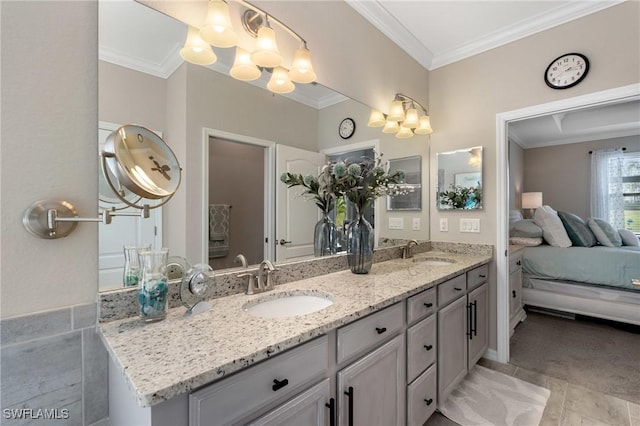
[483,348,499,362]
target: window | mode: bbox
[622,152,640,233]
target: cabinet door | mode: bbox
[337,335,405,426]
[437,296,467,404]
[468,283,489,370]
[248,379,331,426]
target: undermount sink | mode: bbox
[412,257,456,266]
[243,291,334,319]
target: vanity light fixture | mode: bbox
[180,26,217,65]
[368,93,433,139]
[180,0,317,95]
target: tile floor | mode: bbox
[426,358,640,426]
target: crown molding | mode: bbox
[99,44,183,79]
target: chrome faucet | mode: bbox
[237,270,259,295]
[234,254,248,268]
[402,239,419,259]
[257,259,278,291]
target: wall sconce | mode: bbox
[367,93,433,139]
[522,192,543,219]
[180,0,316,95]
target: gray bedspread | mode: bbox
[522,245,640,290]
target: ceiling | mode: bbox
[99,0,638,147]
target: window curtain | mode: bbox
[590,148,625,229]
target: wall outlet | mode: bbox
[412,217,421,231]
[439,218,448,232]
[460,218,480,233]
[388,217,404,230]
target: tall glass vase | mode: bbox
[314,212,338,257]
[347,210,374,274]
[123,244,151,287]
[138,248,169,322]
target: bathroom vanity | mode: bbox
[100,249,491,426]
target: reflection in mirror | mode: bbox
[387,156,422,211]
[437,147,483,210]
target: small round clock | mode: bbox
[339,118,356,139]
[544,53,590,90]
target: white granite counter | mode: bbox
[99,250,491,408]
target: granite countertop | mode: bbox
[99,250,491,408]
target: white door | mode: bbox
[98,122,162,291]
[275,145,326,262]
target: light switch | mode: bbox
[388,217,404,230]
[460,218,480,233]
[412,218,421,231]
[439,218,448,232]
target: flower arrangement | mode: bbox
[438,184,483,209]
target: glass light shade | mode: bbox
[200,0,238,48]
[401,108,419,128]
[251,26,283,68]
[230,47,261,81]
[387,100,405,122]
[522,192,543,209]
[180,26,217,65]
[266,66,295,93]
[382,120,400,134]
[395,127,414,138]
[367,109,386,127]
[289,47,317,84]
[414,115,433,134]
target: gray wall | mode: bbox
[509,141,525,211]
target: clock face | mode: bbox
[544,53,589,90]
[339,118,355,139]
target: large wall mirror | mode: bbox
[98,0,430,291]
[436,146,483,210]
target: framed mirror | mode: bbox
[387,156,421,211]
[436,146,483,210]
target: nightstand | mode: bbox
[509,245,527,335]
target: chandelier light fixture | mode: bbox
[179,0,317,94]
[368,93,433,139]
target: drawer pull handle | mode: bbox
[454,287,463,291]
[424,344,433,351]
[272,378,289,391]
[423,302,433,308]
[344,387,354,426]
[424,398,433,406]
[479,274,487,278]
[375,327,387,334]
[325,398,336,426]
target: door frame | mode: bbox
[495,83,640,363]
[201,128,276,264]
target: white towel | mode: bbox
[209,204,230,258]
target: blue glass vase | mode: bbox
[138,249,169,322]
[347,211,374,274]
[314,212,338,257]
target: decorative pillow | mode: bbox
[618,228,640,246]
[509,237,543,247]
[510,219,543,238]
[557,211,597,247]
[587,218,623,247]
[533,205,572,247]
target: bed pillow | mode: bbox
[587,218,623,247]
[509,237,543,247]
[618,228,639,246]
[510,219,543,238]
[557,211,597,247]
[534,205,572,247]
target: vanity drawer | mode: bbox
[437,274,466,308]
[407,363,437,426]
[467,264,489,291]
[406,287,436,325]
[337,302,403,365]
[406,314,437,383]
[189,335,329,426]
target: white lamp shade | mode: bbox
[267,66,295,93]
[395,127,414,139]
[414,115,433,134]
[251,26,283,68]
[387,100,405,122]
[180,26,217,65]
[230,47,261,81]
[382,120,400,133]
[367,109,386,127]
[289,47,316,83]
[522,192,543,209]
[401,108,419,128]
[200,0,238,48]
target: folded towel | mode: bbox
[209,204,230,258]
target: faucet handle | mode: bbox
[237,272,258,295]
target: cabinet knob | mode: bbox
[272,378,289,391]
[424,344,433,351]
[424,398,433,406]
[375,327,387,335]
[516,260,521,266]
[423,302,433,308]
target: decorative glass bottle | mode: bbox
[138,248,169,322]
[314,211,338,257]
[346,209,374,274]
[123,244,151,287]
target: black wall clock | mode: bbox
[339,118,356,139]
[544,53,590,90]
